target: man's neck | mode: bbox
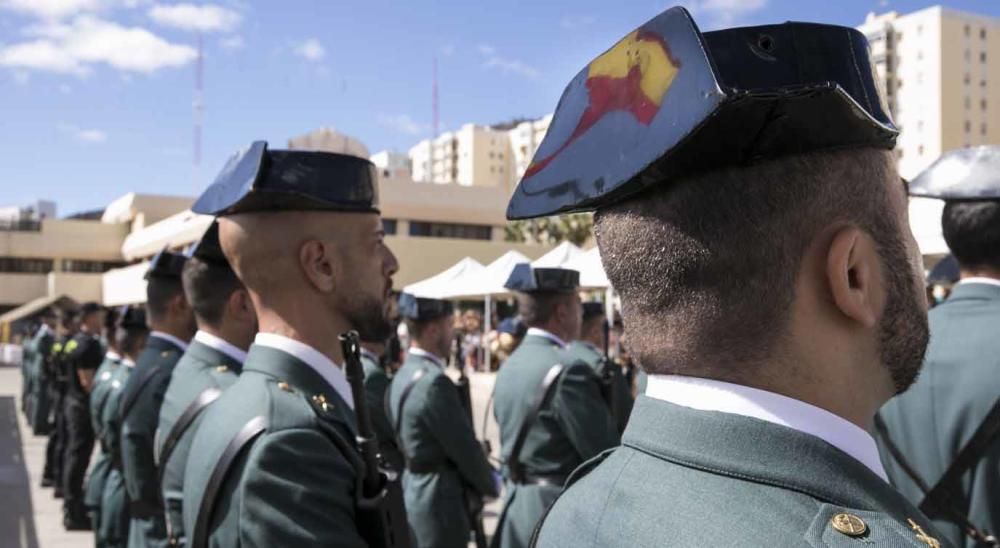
[149,321,189,343]
[530,323,570,345]
[199,324,249,353]
[256,307,350,365]
[410,341,445,362]
[959,268,1000,281]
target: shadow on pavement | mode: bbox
[0,395,39,548]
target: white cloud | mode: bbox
[148,3,240,33]
[0,15,196,75]
[0,0,101,19]
[219,34,243,50]
[678,0,768,28]
[377,113,428,136]
[477,45,539,79]
[58,122,107,142]
[559,15,595,29]
[294,38,324,61]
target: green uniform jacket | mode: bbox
[100,361,134,548]
[85,354,123,517]
[120,335,185,548]
[877,282,1000,547]
[535,396,952,548]
[27,328,55,432]
[492,334,619,548]
[156,339,242,546]
[565,341,634,433]
[182,344,366,547]
[387,350,497,548]
[362,349,404,472]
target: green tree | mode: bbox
[504,213,593,246]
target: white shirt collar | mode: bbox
[360,347,380,364]
[253,333,354,410]
[645,374,889,482]
[957,277,1000,288]
[122,358,136,368]
[408,347,446,368]
[194,330,248,364]
[150,331,189,352]
[105,351,122,362]
[526,327,567,349]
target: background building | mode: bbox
[859,6,1000,178]
[409,123,515,188]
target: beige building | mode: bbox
[859,6,1000,179]
[409,123,515,189]
[370,150,413,184]
[509,115,553,181]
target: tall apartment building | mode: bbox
[409,123,514,188]
[509,115,553,182]
[859,7,1000,179]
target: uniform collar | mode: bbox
[122,358,136,368]
[194,330,248,364]
[645,374,889,482]
[360,347,380,364]
[150,331,189,352]
[253,333,353,410]
[956,276,1000,288]
[408,347,446,369]
[105,350,122,362]
[526,327,567,349]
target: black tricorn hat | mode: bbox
[504,264,580,293]
[191,141,380,216]
[188,221,229,267]
[144,249,187,280]
[506,6,897,219]
[908,146,1000,201]
[398,293,454,322]
[582,302,606,320]
[117,305,147,329]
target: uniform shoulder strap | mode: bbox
[508,363,566,483]
[119,366,162,419]
[156,387,223,485]
[190,415,267,548]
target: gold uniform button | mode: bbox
[215,365,229,373]
[277,381,293,392]
[311,394,331,412]
[830,513,867,537]
[161,351,171,357]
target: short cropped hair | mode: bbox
[181,256,244,328]
[595,148,901,378]
[516,291,572,328]
[146,277,185,324]
[942,200,1000,271]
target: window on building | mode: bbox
[59,259,127,273]
[965,97,972,109]
[917,25,923,36]
[917,120,924,131]
[982,79,988,87]
[982,28,988,40]
[982,52,988,63]
[964,50,970,61]
[0,257,53,273]
[409,221,492,241]
[983,99,988,111]
[489,152,495,159]
[965,120,972,133]
[965,73,971,85]
[965,25,971,37]
[382,218,398,235]
[918,144,925,156]
[0,219,42,232]
[982,123,989,136]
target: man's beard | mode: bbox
[878,240,930,395]
[345,292,393,343]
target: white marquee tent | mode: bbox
[402,257,487,299]
[909,197,948,257]
[531,241,584,268]
[565,247,610,289]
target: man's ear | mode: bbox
[228,288,256,323]
[299,239,337,293]
[826,225,880,328]
[170,292,191,316]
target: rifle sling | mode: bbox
[156,387,222,485]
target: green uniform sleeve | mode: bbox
[240,428,367,547]
[121,375,167,510]
[553,362,620,460]
[363,369,394,449]
[424,375,498,497]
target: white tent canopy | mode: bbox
[531,241,584,268]
[481,250,530,296]
[565,247,610,289]
[909,197,948,256]
[402,257,487,299]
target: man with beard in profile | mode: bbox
[181,141,399,546]
[511,8,944,546]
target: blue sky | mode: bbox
[2,0,999,216]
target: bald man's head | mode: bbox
[219,210,399,341]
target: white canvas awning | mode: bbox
[565,247,610,289]
[402,257,487,299]
[531,241,584,268]
[121,210,213,261]
[480,250,530,296]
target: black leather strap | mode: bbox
[119,366,162,420]
[876,400,1000,546]
[156,387,223,485]
[392,367,428,463]
[191,415,267,548]
[508,364,565,484]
